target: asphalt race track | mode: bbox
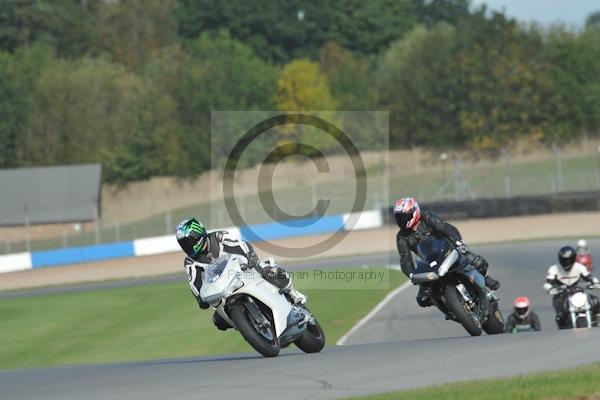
[2,239,599,400]
[343,239,600,343]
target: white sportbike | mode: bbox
[200,254,326,357]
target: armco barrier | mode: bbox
[383,191,600,224]
[31,241,135,268]
[343,209,383,231]
[0,210,383,272]
[240,215,345,242]
[0,252,32,274]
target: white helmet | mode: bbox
[577,239,588,252]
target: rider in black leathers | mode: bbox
[394,197,501,307]
[504,296,541,332]
[504,312,541,332]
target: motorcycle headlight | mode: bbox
[569,292,589,310]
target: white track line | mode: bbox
[336,279,412,345]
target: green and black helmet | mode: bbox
[175,218,208,260]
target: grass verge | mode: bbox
[0,267,405,370]
[347,363,600,400]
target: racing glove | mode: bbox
[246,251,260,269]
[455,240,469,255]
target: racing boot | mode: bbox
[212,312,231,331]
[555,314,566,329]
[470,254,501,290]
[196,296,210,310]
[416,285,433,307]
[282,281,307,305]
[484,275,501,291]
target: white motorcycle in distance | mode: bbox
[200,254,326,357]
[559,284,599,329]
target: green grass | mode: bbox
[347,363,600,400]
[0,267,405,370]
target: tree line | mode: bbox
[0,0,599,182]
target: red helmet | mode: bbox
[393,197,421,230]
[514,296,531,319]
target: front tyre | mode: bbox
[444,286,483,336]
[576,316,589,329]
[483,303,504,334]
[229,303,280,357]
[294,314,326,353]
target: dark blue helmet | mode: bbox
[176,218,208,260]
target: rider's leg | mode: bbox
[468,253,500,290]
[589,294,600,317]
[552,294,565,328]
[196,296,210,310]
[212,311,231,331]
[416,285,433,307]
[258,260,306,305]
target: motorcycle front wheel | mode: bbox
[230,302,280,357]
[444,286,483,336]
[576,316,589,329]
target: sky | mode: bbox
[472,0,600,27]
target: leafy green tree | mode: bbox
[319,41,376,110]
[94,0,177,70]
[415,0,471,27]
[538,26,600,143]
[276,59,335,110]
[275,59,337,154]
[0,45,55,168]
[585,10,600,30]
[325,0,417,55]
[379,23,461,148]
[453,10,544,150]
[0,0,100,57]
[176,0,324,62]
[176,0,418,62]
[144,31,279,174]
[0,52,27,167]
[18,56,181,181]
[378,10,560,152]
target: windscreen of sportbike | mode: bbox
[203,254,231,283]
[416,237,453,268]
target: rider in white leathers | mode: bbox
[544,246,600,328]
[176,218,306,330]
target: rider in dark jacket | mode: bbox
[504,296,541,332]
[394,197,500,307]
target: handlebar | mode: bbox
[555,283,599,293]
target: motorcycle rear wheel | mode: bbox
[294,312,326,353]
[482,303,504,334]
[444,286,483,336]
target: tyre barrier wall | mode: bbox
[382,191,600,225]
[0,209,384,273]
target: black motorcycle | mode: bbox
[411,236,504,336]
